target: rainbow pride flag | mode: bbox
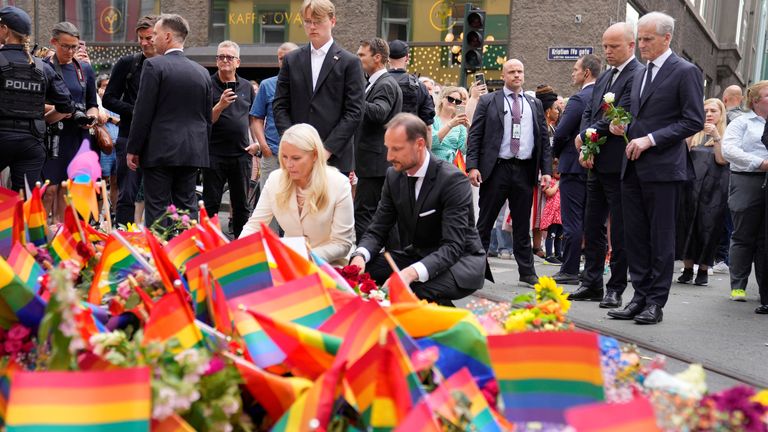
[245,308,341,379]
[453,149,468,175]
[261,224,339,292]
[387,271,420,304]
[150,414,195,432]
[321,297,398,367]
[11,201,25,248]
[165,228,202,271]
[309,251,355,293]
[565,396,660,431]
[7,245,43,295]
[48,222,81,265]
[230,353,312,423]
[0,256,46,328]
[231,274,335,368]
[25,185,47,246]
[143,292,202,351]
[143,228,184,291]
[428,368,507,432]
[88,234,145,304]
[488,330,605,424]
[0,188,20,259]
[0,359,18,427]
[394,401,441,432]
[6,367,150,432]
[271,360,346,432]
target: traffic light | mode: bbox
[462,5,485,73]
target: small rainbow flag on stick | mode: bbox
[428,368,508,432]
[25,184,47,246]
[0,256,46,328]
[5,366,151,432]
[143,292,202,351]
[0,188,21,259]
[565,396,661,432]
[7,245,43,295]
[165,228,202,271]
[453,149,467,175]
[88,233,146,304]
[488,330,605,424]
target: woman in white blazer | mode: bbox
[240,123,355,266]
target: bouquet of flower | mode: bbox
[602,92,632,143]
[503,276,573,332]
[581,127,607,162]
[335,264,388,302]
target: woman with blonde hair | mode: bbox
[240,123,355,265]
[431,85,470,163]
[676,98,729,286]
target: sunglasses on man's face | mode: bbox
[446,95,465,105]
[216,54,238,62]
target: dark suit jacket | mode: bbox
[126,51,212,168]
[626,52,704,181]
[357,154,487,290]
[355,71,403,177]
[553,84,592,174]
[581,58,643,174]
[102,53,146,137]
[273,41,365,172]
[466,90,552,185]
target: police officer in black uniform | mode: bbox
[0,6,73,192]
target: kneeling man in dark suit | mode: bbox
[350,113,488,305]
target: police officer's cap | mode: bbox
[0,6,32,36]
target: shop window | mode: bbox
[62,0,160,42]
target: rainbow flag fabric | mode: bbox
[488,330,605,424]
[150,414,195,432]
[271,360,346,432]
[7,245,43,295]
[394,401,441,432]
[88,234,144,304]
[453,149,467,175]
[5,366,151,432]
[428,368,507,432]
[143,292,202,351]
[565,396,661,431]
[165,228,202,271]
[231,274,335,368]
[0,188,20,259]
[25,185,47,247]
[0,256,46,328]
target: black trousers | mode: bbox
[477,158,536,278]
[582,170,628,292]
[367,250,475,306]
[202,154,252,238]
[354,176,385,243]
[727,173,766,304]
[622,163,680,308]
[558,173,587,275]
[115,137,142,225]
[143,166,199,228]
[0,130,46,193]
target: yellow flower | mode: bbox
[753,389,768,406]
[505,309,535,332]
[126,222,139,232]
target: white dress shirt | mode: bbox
[499,87,535,160]
[365,68,387,94]
[355,151,432,282]
[164,47,183,55]
[311,38,334,91]
[722,111,768,172]
[641,49,673,147]
[611,55,636,87]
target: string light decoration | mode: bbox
[84,45,142,74]
[408,43,507,86]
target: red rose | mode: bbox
[7,323,30,341]
[358,272,372,282]
[0,327,6,341]
[21,341,35,353]
[76,241,94,260]
[601,102,610,112]
[4,339,22,355]
[339,265,361,285]
[590,132,599,143]
[359,279,377,294]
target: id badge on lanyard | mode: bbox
[512,123,522,139]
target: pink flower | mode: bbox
[205,357,226,375]
[181,215,190,226]
[167,204,177,214]
[8,324,31,341]
[117,282,132,300]
[4,339,22,355]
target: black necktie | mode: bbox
[642,63,654,97]
[408,176,418,206]
[607,68,619,90]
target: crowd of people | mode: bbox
[0,1,766,319]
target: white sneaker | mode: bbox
[712,261,729,274]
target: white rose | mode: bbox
[603,92,616,104]
[585,128,597,136]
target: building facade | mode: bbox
[3,0,766,98]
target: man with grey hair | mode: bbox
[127,14,213,226]
[607,11,704,324]
[202,40,255,237]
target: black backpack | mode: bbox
[394,72,420,116]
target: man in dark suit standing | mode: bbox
[551,53,599,285]
[350,113,487,305]
[607,12,704,324]
[126,14,212,227]
[466,59,552,287]
[354,37,402,241]
[570,23,643,308]
[103,15,157,225]
[272,0,364,174]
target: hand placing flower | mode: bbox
[581,127,607,163]
[602,92,632,143]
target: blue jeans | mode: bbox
[489,202,513,253]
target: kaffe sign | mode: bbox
[548,47,594,61]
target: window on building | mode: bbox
[381,0,409,41]
[0,0,15,6]
[736,0,745,46]
[62,0,160,42]
[699,0,707,19]
[625,2,640,32]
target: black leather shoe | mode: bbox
[755,305,768,314]
[694,270,708,286]
[568,285,603,301]
[607,302,644,320]
[519,274,539,288]
[634,304,663,324]
[599,290,622,308]
[552,271,580,285]
[677,268,693,284]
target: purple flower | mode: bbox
[704,385,768,432]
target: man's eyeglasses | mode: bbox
[58,43,79,52]
[446,95,465,105]
[216,54,239,62]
